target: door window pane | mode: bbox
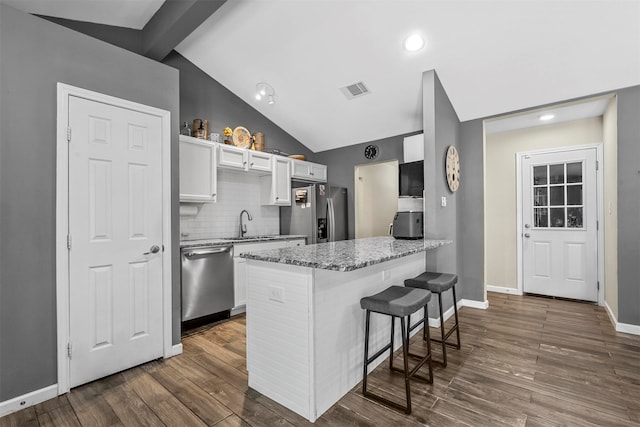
[549,186,564,206]
[549,164,565,184]
[567,207,583,228]
[533,166,547,185]
[534,187,548,206]
[534,208,548,227]
[567,185,582,205]
[550,208,565,227]
[566,162,582,183]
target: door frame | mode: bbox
[55,83,173,394]
[515,143,604,304]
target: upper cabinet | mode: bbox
[291,159,327,182]
[261,156,291,206]
[218,144,273,174]
[179,135,217,203]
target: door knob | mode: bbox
[524,233,531,238]
[524,224,531,228]
[144,245,160,255]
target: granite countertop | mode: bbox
[241,236,451,272]
[180,235,307,249]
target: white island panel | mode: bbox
[245,261,314,419]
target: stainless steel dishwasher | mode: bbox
[181,245,234,322]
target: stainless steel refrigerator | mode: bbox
[280,184,348,244]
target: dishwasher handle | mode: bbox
[184,246,232,259]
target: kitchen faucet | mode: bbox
[239,209,252,238]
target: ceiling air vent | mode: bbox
[340,81,371,100]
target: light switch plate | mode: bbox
[441,196,447,207]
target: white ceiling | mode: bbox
[4,0,640,152]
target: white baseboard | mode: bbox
[605,301,640,336]
[425,298,488,327]
[461,298,489,309]
[0,384,58,417]
[230,305,246,316]
[169,343,183,357]
[486,285,522,295]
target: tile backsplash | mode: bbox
[180,169,280,240]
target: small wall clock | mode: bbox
[364,144,379,160]
[445,145,460,192]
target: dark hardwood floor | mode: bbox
[2,292,639,426]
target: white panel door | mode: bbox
[68,96,163,387]
[521,148,598,301]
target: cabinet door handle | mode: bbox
[250,162,254,166]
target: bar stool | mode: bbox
[360,285,433,414]
[404,272,460,367]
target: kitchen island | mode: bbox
[241,236,450,422]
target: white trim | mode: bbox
[460,299,489,310]
[0,385,58,417]
[425,298,488,327]
[55,83,173,395]
[170,343,184,357]
[486,285,522,295]
[516,144,604,303]
[604,301,640,336]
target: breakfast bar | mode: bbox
[241,236,450,422]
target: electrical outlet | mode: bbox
[268,286,285,303]
[441,196,447,207]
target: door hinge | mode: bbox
[596,220,599,230]
[596,160,599,171]
[66,127,72,142]
[67,341,73,359]
[597,281,600,291]
[67,234,72,250]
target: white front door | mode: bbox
[521,148,598,301]
[67,95,164,387]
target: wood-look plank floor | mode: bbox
[2,292,639,426]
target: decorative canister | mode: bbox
[192,119,208,139]
[253,132,264,151]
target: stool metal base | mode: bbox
[362,310,433,414]
[431,285,461,367]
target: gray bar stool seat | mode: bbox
[404,272,460,367]
[360,285,433,414]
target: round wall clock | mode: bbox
[364,144,379,160]
[445,145,460,192]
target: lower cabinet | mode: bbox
[233,238,306,311]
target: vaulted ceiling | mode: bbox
[3,0,639,152]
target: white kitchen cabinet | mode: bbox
[179,135,217,202]
[291,159,327,182]
[233,239,306,310]
[218,144,273,174]
[261,156,291,205]
[218,144,247,170]
[248,150,273,173]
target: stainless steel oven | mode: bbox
[181,245,234,322]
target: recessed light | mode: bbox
[539,114,555,121]
[403,33,425,52]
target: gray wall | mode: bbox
[457,119,485,302]
[423,70,463,312]
[0,5,180,401]
[313,133,411,239]
[616,85,640,325]
[163,51,313,161]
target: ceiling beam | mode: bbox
[142,0,227,61]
